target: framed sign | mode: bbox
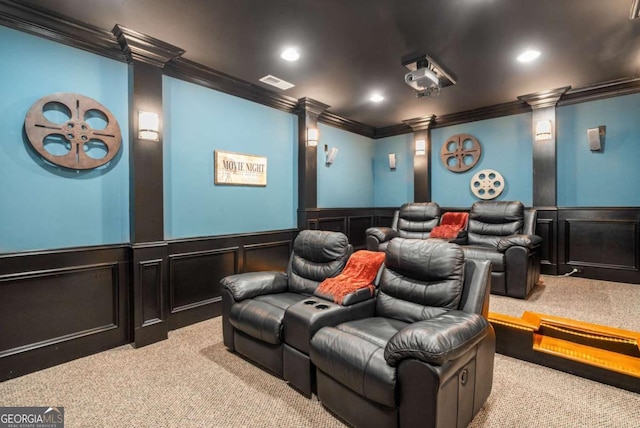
[214,150,267,186]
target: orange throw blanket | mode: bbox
[316,250,386,304]
[430,212,469,239]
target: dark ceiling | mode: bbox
[18,0,640,128]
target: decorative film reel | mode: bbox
[470,169,505,200]
[24,93,122,170]
[440,133,481,173]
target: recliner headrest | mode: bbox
[293,230,350,263]
[385,238,464,282]
[399,202,440,221]
[469,201,524,224]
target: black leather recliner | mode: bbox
[310,238,495,428]
[366,202,441,252]
[221,230,377,397]
[461,200,542,299]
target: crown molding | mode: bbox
[0,0,124,61]
[3,1,640,140]
[402,115,435,131]
[164,57,299,113]
[374,123,413,139]
[318,111,376,138]
[296,97,330,118]
[434,100,532,128]
[112,24,184,67]
[518,86,571,109]
[558,77,640,106]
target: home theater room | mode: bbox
[0,0,639,427]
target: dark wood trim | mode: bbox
[165,57,299,113]
[0,244,129,381]
[0,229,299,380]
[166,229,298,330]
[0,0,125,62]
[347,215,375,248]
[130,242,168,348]
[559,77,640,106]
[297,98,328,222]
[299,208,395,248]
[557,208,640,283]
[167,246,238,330]
[404,116,434,203]
[128,61,165,243]
[536,210,558,275]
[318,216,348,234]
[531,107,558,206]
[296,97,331,118]
[518,86,571,109]
[374,123,413,139]
[3,1,640,142]
[243,240,293,273]
[112,24,184,67]
[433,101,532,129]
[402,116,434,132]
[519,88,569,207]
[318,111,376,138]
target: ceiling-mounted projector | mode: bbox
[402,53,456,98]
[405,67,440,90]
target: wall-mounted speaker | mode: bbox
[587,126,605,151]
[325,146,339,166]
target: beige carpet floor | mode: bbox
[0,276,639,427]
[490,274,640,332]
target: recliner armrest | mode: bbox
[366,227,398,243]
[496,234,542,252]
[221,271,288,301]
[384,311,489,366]
[313,287,375,306]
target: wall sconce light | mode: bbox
[307,128,319,147]
[138,110,160,141]
[535,120,552,141]
[388,153,396,170]
[415,139,426,156]
[325,145,339,166]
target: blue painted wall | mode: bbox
[431,113,533,207]
[163,76,298,238]
[373,134,414,207]
[0,26,129,253]
[557,93,640,207]
[317,124,374,207]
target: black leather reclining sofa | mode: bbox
[221,231,495,428]
[221,230,377,397]
[310,238,495,428]
[461,200,542,299]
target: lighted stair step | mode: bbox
[533,334,640,378]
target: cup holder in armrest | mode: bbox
[303,300,317,305]
[315,304,329,310]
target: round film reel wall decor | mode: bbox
[24,93,122,170]
[440,133,482,173]
[470,169,505,200]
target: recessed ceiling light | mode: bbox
[370,93,384,103]
[517,49,541,63]
[280,47,300,61]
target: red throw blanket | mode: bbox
[316,250,386,304]
[430,212,469,239]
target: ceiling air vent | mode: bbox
[259,75,294,90]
